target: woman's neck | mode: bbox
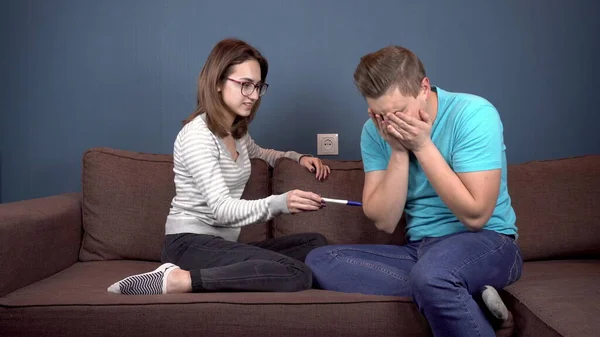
[221,111,236,137]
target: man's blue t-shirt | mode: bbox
[360,87,517,241]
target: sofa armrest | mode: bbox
[0,192,82,297]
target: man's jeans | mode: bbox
[305,229,523,337]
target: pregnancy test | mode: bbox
[322,197,362,206]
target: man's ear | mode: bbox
[420,77,431,100]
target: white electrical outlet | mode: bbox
[317,133,338,155]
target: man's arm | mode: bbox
[391,104,504,231]
[413,142,500,230]
[360,115,410,234]
[388,102,505,231]
[362,151,410,233]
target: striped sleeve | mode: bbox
[245,133,304,167]
[177,127,289,227]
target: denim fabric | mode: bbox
[306,230,523,337]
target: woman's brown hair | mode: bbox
[183,38,268,139]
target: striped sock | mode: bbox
[481,285,509,321]
[107,263,179,295]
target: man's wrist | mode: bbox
[413,140,435,157]
[389,150,409,169]
[391,148,409,158]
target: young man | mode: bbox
[305,46,523,337]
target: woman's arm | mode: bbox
[177,128,289,227]
[244,133,304,167]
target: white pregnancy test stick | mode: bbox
[322,197,362,206]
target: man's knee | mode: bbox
[305,245,332,270]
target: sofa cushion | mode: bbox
[0,261,432,337]
[503,260,600,337]
[507,155,600,261]
[79,147,271,262]
[271,158,406,245]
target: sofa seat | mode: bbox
[504,260,600,337]
[0,261,432,337]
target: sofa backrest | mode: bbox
[272,156,600,262]
[79,147,271,262]
[80,147,599,263]
[506,155,600,261]
[272,158,407,246]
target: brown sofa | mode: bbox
[1,147,598,337]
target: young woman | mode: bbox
[108,38,330,295]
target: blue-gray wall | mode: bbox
[1,0,599,203]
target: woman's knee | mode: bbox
[283,258,314,290]
[304,232,329,248]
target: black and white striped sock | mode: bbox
[107,263,179,295]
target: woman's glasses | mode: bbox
[227,78,269,97]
